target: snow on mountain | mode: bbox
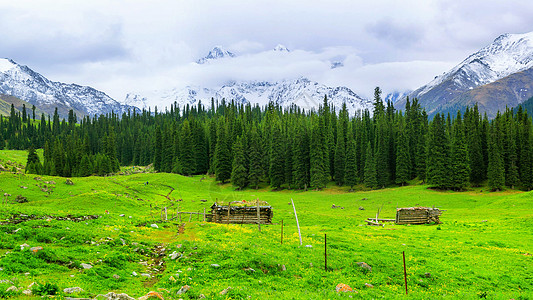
[399,32,533,114]
[273,44,290,52]
[123,77,373,115]
[196,46,236,64]
[330,61,344,69]
[385,91,411,104]
[0,58,134,118]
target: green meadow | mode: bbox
[0,150,531,299]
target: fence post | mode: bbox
[291,198,302,246]
[256,199,261,232]
[280,219,284,245]
[403,251,408,295]
[324,233,327,271]
[203,208,206,222]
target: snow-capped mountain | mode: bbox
[123,77,373,115]
[0,58,135,118]
[330,61,344,69]
[273,44,290,52]
[385,91,411,104]
[196,46,236,64]
[398,32,533,115]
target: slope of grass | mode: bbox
[0,150,531,299]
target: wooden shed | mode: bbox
[395,207,442,225]
[206,201,273,224]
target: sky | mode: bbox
[1,0,533,100]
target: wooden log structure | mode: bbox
[207,201,273,224]
[395,207,443,225]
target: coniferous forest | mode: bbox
[1,87,533,191]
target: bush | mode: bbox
[103,252,129,269]
[15,195,28,203]
[32,282,59,296]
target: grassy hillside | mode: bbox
[0,150,531,299]
[0,94,47,118]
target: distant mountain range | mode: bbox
[397,32,533,117]
[123,45,374,115]
[2,32,533,119]
[123,77,373,115]
[0,58,135,119]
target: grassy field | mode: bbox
[0,150,531,299]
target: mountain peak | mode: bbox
[399,31,533,116]
[273,44,290,52]
[196,46,236,64]
[0,58,17,73]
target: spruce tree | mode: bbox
[269,120,285,189]
[465,106,485,186]
[504,112,520,189]
[450,113,470,190]
[488,125,505,191]
[153,126,163,172]
[395,118,410,186]
[179,120,195,175]
[25,146,42,174]
[310,116,328,189]
[231,135,248,190]
[334,122,346,186]
[78,154,92,177]
[426,114,450,189]
[293,122,310,190]
[247,125,263,189]
[364,142,377,189]
[344,138,358,191]
[375,117,390,188]
[214,119,232,183]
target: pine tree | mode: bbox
[179,120,195,175]
[373,87,385,117]
[395,118,410,186]
[334,122,346,186]
[488,125,505,191]
[310,116,328,189]
[292,122,310,190]
[465,106,485,186]
[364,142,377,189]
[426,114,450,189]
[269,120,285,189]
[247,125,263,189]
[518,114,533,190]
[344,138,358,191]
[25,146,42,174]
[375,117,390,188]
[231,135,248,190]
[193,122,209,174]
[78,154,92,177]
[450,113,470,190]
[153,126,163,172]
[214,119,232,183]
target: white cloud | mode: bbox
[1,0,533,101]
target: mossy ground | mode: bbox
[0,150,531,299]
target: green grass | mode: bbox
[0,150,531,299]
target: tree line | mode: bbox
[1,88,533,191]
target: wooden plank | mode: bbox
[291,198,302,246]
[367,218,396,222]
[366,220,381,226]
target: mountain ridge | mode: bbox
[0,58,136,118]
[123,77,374,115]
[397,32,533,116]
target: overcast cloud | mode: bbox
[1,0,533,100]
